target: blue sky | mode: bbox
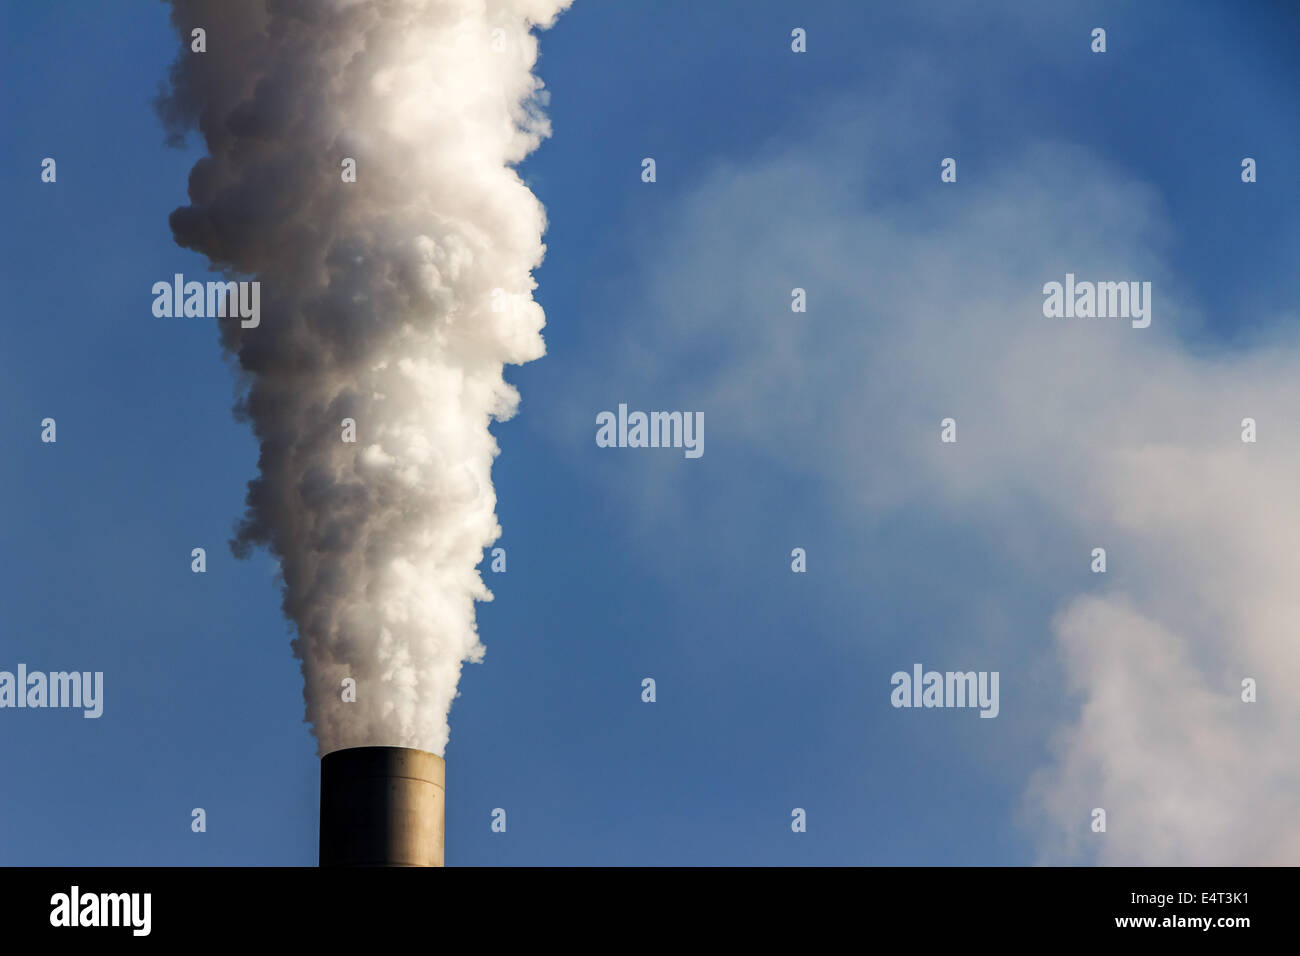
[2,0,1298,865]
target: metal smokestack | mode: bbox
[319,746,445,867]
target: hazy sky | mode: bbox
[2,0,1297,865]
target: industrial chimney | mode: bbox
[319,746,445,867]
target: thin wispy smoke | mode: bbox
[567,113,1300,863]
[158,0,570,755]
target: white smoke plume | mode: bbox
[157,0,571,755]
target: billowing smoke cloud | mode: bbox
[157,0,571,755]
